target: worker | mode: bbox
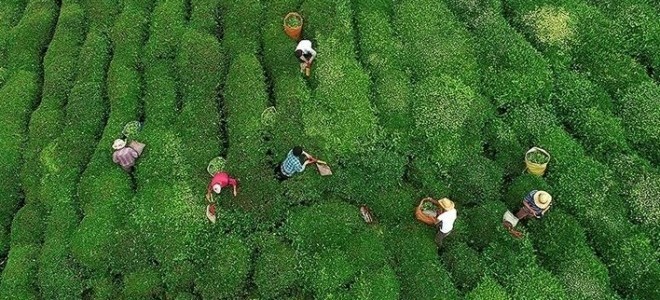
[275,146,316,181]
[295,39,316,76]
[515,190,552,220]
[421,197,457,248]
[205,172,238,220]
[112,139,139,172]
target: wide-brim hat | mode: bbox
[438,198,455,211]
[534,191,552,209]
[112,139,126,150]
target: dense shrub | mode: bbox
[80,0,120,30]
[462,200,509,250]
[351,265,401,300]
[448,154,503,205]
[444,0,503,29]
[194,235,250,299]
[8,204,42,247]
[285,201,362,252]
[221,0,262,57]
[413,75,484,168]
[145,0,185,59]
[123,267,164,299]
[5,0,58,72]
[20,1,87,208]
[464,276,511,300]
[0,71,38,255]
[0,245,40,299]
[387,226,459,300]
[253,234,298,299]
[301,248,358,296]
[395,0,478,86]
[442,242,487,292]
[189,0,220,33]
[472,14,553,109]
[620,81,660,164]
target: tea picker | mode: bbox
[503,190,553,238]
[275,146,331,181]
[205,157,239,223]
[295,39,316,77]
[112,121,146,172]
[415,197,457,248]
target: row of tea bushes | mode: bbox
[0,0,58,261]
[37,30,111,299]
[70,1,153,297]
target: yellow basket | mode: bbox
[525,147,550,176]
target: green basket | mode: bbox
[207,157,226,176]
[122,121,142,138]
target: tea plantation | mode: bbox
[0,0,659,299]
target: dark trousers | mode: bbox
[435,223,450,248]
[515,205,535,220]
[274,164,290,182]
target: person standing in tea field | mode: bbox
[420,197,457,248]
[515,190,552,220]
[112,139,140,172]
[276,146,316,181]
[295,39,316,76]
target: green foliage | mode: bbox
[285,201,362,252]
[0,71,38,251]
[463,200,508,250]
[145,0,185,59]
[194,235,250,299]
[190,0,220,33]
[221,0,262,57]
[442,242,487,292]
[448,155,503,205]
[0,245,40,300]
[464,276,511,300]
[351,265,401,300]
[413,75,484,168]
[620,81,660,164]
[8,204,42,247]
[123,267,163,299]
[5,0,58,72]
[395,0,478,86]
[387,226,459,300]
[80,0,120,30]
[302,248,358,296]
[253,234,298,299]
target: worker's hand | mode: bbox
[205,192,213,203]
[308,157,318,163]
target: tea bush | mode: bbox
[551,69,629,157]
[395,0,478,87]
[387,226,459,300]
[189,0,220,33]
[0,245,40,299]
[5,0,57,73]
[221,0,262,57]
[503,174,551,211]
[620,81,660,164]
[145,0,185,59]
[253,234,298,299]
[442,242,487,292]
[20,1,87,208]
[194,235,250,299]
[301,248,358,296]
[351,265,400,300]
[123,267,163,299]
[0,71,38,256]
[464,276,511,300]
[462,200,509,250]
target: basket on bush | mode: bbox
[415,198,438,226]
[283,12,303,40]
[525,147,550,176]
[207,156,226,176]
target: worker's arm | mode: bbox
[233,185,238,196]
[229,178,238,196]
[309,48,317,61]
[205,190,213,203]
[112,152,119,163]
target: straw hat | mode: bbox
[438,198,455,211]
[533,191,552,209]
[112,139,126,150]
[212,184,222,194]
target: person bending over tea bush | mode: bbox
[420,197,457,248]
[275,146,316,181]
[295,40,316,76]
[504,190,552,236]
[111,139,141,172]
[205,171,239,222]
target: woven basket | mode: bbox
[525,147,550,176]
[284,12,303,40]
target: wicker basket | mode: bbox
[524,147,550,176]
[284,12,303,40]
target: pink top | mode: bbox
[112,147,139,168]
[207,172,238,192]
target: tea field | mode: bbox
[1,0,659,299]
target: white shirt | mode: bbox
[436,209,457,233]
[295,40,316,60]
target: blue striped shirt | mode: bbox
[523,190,544,217]
[281,150,305,177]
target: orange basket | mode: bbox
[284,12,303,40]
